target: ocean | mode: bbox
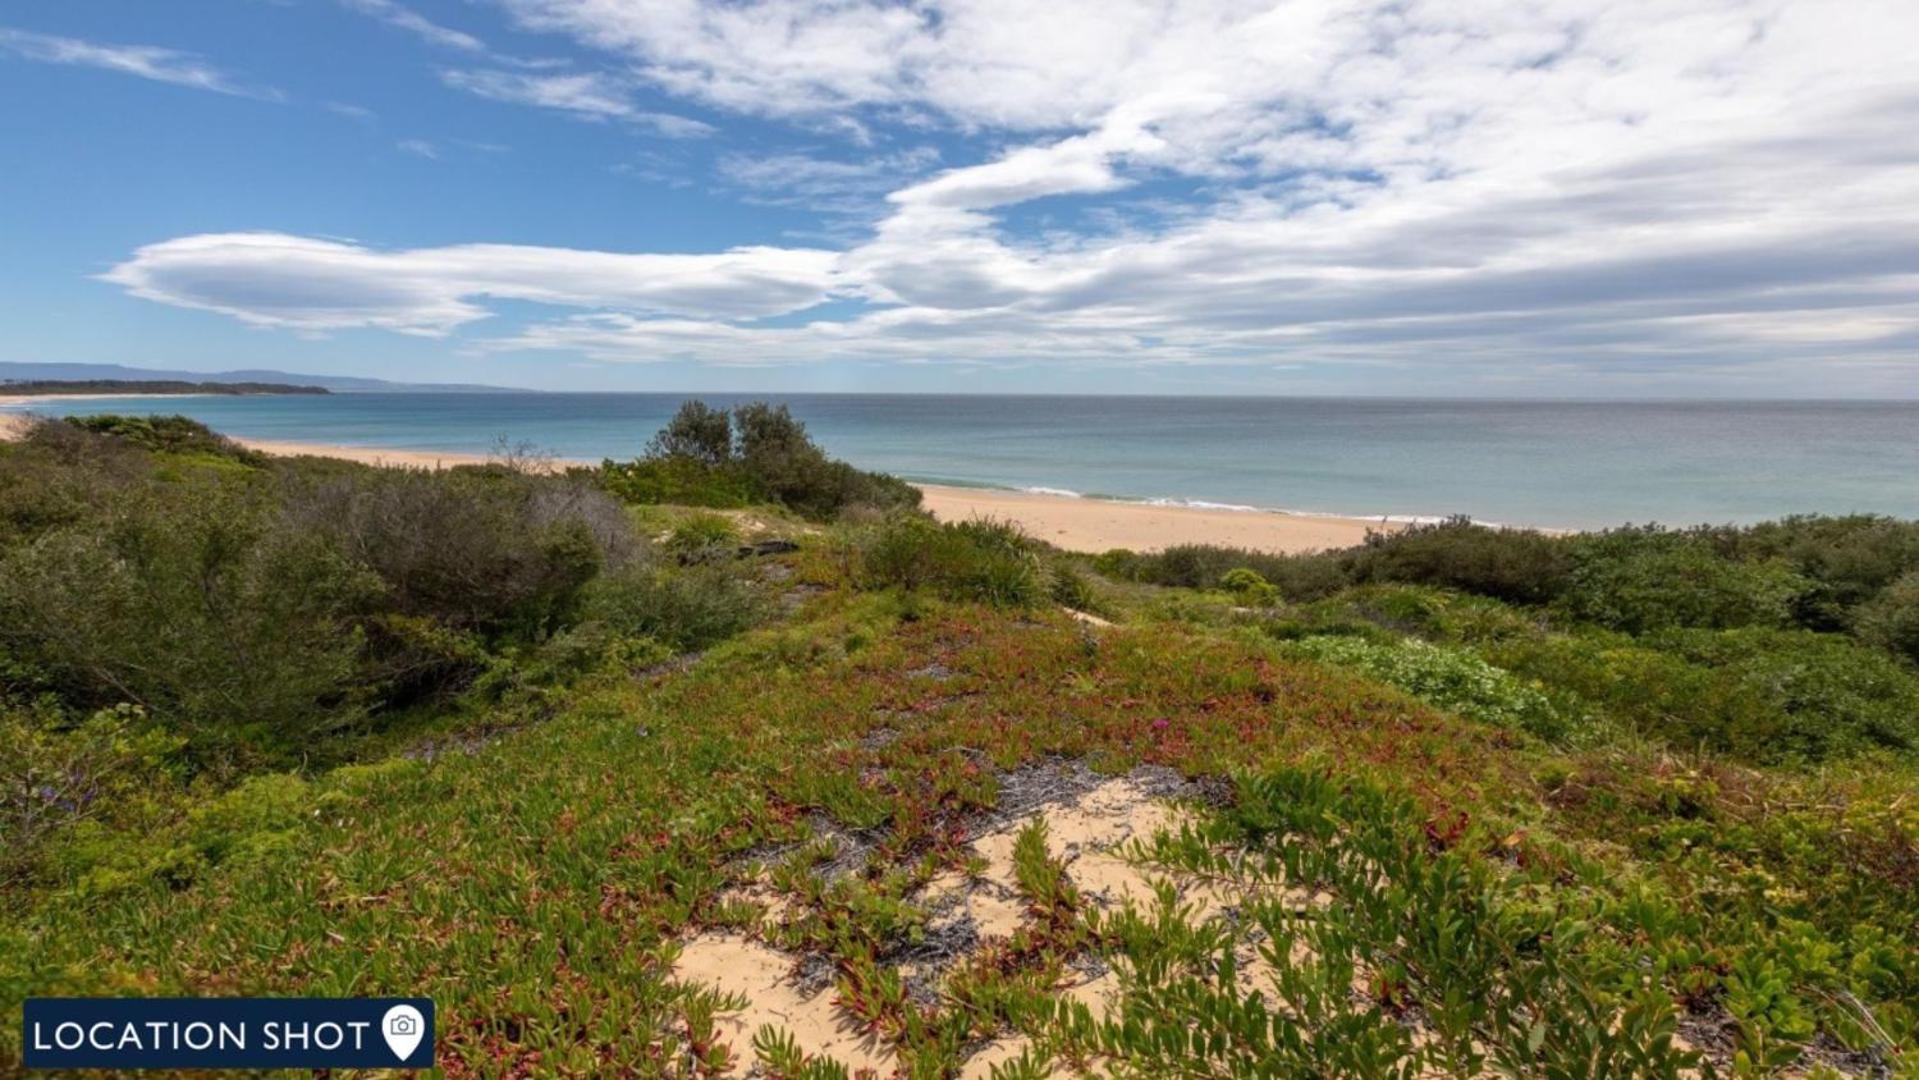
[7,393,1917,529]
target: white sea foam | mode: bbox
[1028,487,1472,527]
[1141,496,1265,513]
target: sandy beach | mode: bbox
[918,484,1398,554]
[0,393,220,407]
[0,413,502,470]
[0,415,1400,553]
[237,443,1404,552]
[234,436,515,470]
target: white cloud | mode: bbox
[324,101,377,121]
[101,233,841,333]
[0,26,279,99]
[440,68,714,135]
[719,146,940,214]
[338,0,486,52]
[97,1,1919,389]
[396,137,439,158]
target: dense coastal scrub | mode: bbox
[2,411,1915,1076]
[1099,515,1919,666]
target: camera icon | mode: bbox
[380,1003,427,1061]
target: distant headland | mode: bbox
[0,378,329,397]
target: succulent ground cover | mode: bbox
[7,577,1914,1075]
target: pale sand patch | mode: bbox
[959,1035,1044,1078]
[970,776,1230,917]
[0,413,29,440]
[917,484,1402,555]
[672,934,893,1075]
[682,776,1274,1077]
[236,437,518,469]
[922,872,1028,939]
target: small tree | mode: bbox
[645,401,733,465]
[732,402,817,474]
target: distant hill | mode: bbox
[0,362,524,394]
[1,379,328,397]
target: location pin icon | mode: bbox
[381,1004,425,1062]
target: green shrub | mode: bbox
[1711,514,1919,631]
[1346,517,1574,605]
[1093,544,1349,600]
[0,494,380,769]
[1219,567,1279,606]
[1483,626,1918,762]
[1853,569,1919,665]
[282,467,628,640]
[1293,585,1546,647]
[665,511,740,563]
[602,400,920,521]
[63,414,266,465]
[592,456,760,509]
[584,564,766,652]
[1091,548,1149,581]
[1652,628,1919,759]
[0,419,156,546]
[0,701,187,889]
[1561,529,1807,634]
[857,514,1045,607]
[1048,561,1107,615]
[1281,634,1568,740]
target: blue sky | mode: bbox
[3,0,1917,396]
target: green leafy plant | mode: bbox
[1281,634,1568,740]
[665,511,741,563]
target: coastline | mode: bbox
[0,393,221,406]
[0,417,1412,552]
[237,436,1410,553]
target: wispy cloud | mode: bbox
[337,0,485,53]
[719,147,939,215]
[396,137,439,159]
[0,26,279,100]
[440,69,713,136]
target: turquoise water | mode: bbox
[8,393,1918,529]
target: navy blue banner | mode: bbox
[22,997,434,1070]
